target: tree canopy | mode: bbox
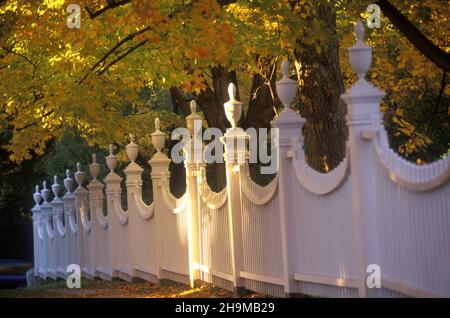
[0,0,448,165]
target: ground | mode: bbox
[0,279,267,298]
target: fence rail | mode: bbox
[30,22,450,298]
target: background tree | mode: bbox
[0,0,448,205]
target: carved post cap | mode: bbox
[126,134,139,163]
[190,100,196,114]
[74,162,85,187]
[275,60,297,109]
[224,83,242,129]
[151,117,165,153]
[64,169,74,193]
[41,181,50,202]
[109,144,114,156]
[89,153,101,179]
[51,175,61,198]
[106,144,118,172]
[281,60,289,77]
[33,185,42,206]
[355,20,365,42]
[186,100,202,138]
[348,20,372,80]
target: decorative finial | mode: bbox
[275,60,297,109]
[348,19,372,80]
[281,60,289,78]
[190,100,196,114]
[106,144,117,172]
[224,82,242,129]
[90,152,101,178]
[52,175,61,198]
[126,133,139,163]
[228,83,236,101]
[33,185,42,206]
[74,162,85,187]
[64,170,74,193]
[41,181,50,202]
[355,20,364,42]
[151,117,165,153]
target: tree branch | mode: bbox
[85,0,131,19]
[96,40,148,75]
[377,0,450,72]
[78,26,152,83]
[15,110,55,132]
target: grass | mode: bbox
[0,278,267,298]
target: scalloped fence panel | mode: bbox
[29,22,449,298]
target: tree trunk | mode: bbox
[243,58,282,130]
[193,65,240,191]
[170,86,189,116]
[377,0,450,72]
[295,2,347,172]
[195,65,240,132]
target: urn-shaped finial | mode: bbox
[355,20,364,42]
[89,153,101,179]
[74,162,85,187]
[106,144,117,172]
[41,181,50,202]
[33,185,42,206]
[224,83,242,129]
[348,20,372,80]
[126,134,139,163]
[186,100,202,137]
[190,100,196,114]
[64,169,74,193]
[276,60,297,109]
[51,175,61,198]
[151,117,165,152]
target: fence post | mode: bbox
[271,60,305,297]
[31,185,42,278]
[221,83,247,294]
[184,101,203,287]
[103,146,122,279]
[74,162,94,279]
[149,118,171,280]
[40,181,56,279]
[51,175,66,279]
[123,135,145,279]
[63,169,79,270]
[341,21,385,297]
[87,154,105,278]
[104,145,134,281]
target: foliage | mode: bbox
[338,1,449,161]
[0,0,448,165]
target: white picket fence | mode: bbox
[30,23,450,297]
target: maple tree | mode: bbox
[0,0,448,173]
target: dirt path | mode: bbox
[0,279,267,298]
